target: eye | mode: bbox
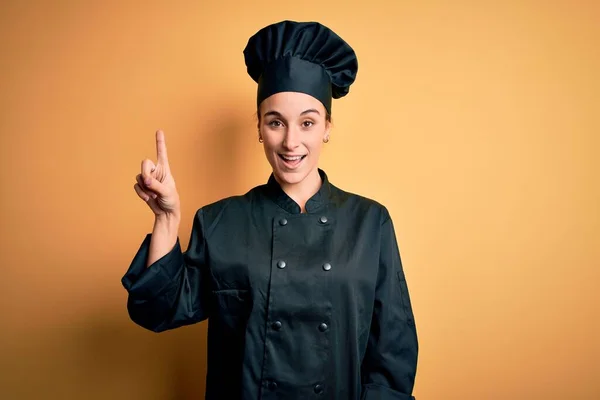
[268,120,283,128]
[302,120,314,128]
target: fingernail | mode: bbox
[145,178,151,186]
[152,193,157,199]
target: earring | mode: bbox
[258,130,263,143]
[323,136,330,143]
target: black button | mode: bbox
[268,380,278,390]
[314,384,324,394]
[322,262,331,271]
[272,321,282,330]
[319,216,328,224]
[277,260,286,269]
[279,218,288,226]
[318,323,328,332]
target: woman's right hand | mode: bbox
[134,130,181,217]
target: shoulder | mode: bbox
[191,184,265,228]
[329,182,391,225]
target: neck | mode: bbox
[276,168,322,213]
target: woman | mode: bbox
[122,20,418,399]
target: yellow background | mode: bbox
[1,1,598,399]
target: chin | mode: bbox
[274,169,307,185]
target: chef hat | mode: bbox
[243,20,358,115]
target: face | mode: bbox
[258,91,331,186]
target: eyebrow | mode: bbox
[263,108,321,118]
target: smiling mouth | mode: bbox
[278,154,307,161]
[278,153,307,168]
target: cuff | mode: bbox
[121,234,184,299]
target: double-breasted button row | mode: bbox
[269,321,328,332]
[266,380,323,394]
[278,216,329,226]
[276,260,332,271]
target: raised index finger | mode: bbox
[155,129,169,166]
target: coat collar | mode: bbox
[265,168,333,214]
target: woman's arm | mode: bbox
[360,212,419,399]
[146,211,180,268]
[121,209,211,332]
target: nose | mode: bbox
[282,126,301,150]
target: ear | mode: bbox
[323,120,332,139]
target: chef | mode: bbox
[123,20,419,400]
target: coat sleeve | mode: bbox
[121,209,211,333]
[360,212,419,399]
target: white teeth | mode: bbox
[281,155,303,161]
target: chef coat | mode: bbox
[122,169,418,399]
